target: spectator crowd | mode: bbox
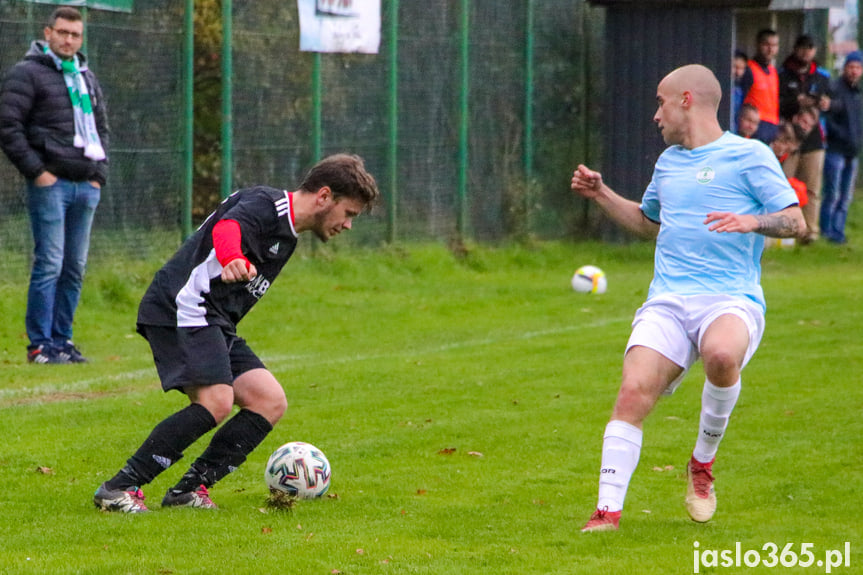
[734,31,861,245]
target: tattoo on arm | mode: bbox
[754,213,801,238]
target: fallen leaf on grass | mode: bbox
[438,447,456,455]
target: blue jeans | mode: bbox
[820,151,857,244]
[26,178,100,349]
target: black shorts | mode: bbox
[138,324,266,393]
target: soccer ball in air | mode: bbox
[571,265,607,294]
[265,441,331,499]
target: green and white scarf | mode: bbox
[44,46,105,161]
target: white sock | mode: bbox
[692,378,741,464]
[596,420,642,513]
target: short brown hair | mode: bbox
[300,153,379,212]
[795,105,819,122]
[49,7,83,27]
[775,120,800,146]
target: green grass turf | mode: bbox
[0,217,861,574]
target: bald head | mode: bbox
[653,64,725,149]
[661,64,722,112]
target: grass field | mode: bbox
[0,219,861,574]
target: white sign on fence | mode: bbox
[298,0,381,54]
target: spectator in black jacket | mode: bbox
[822,51,863,244]
[778,34,831,243]
[0,6,108,364]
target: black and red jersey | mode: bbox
[137,186,299,330]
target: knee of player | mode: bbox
[702,348,742,380]
[253,388,287,425]
[209,400,235,424]
[612,381,657,422]
[190,384,236,423]
[270,395,288,422]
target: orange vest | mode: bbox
[788,177,808,207]
[744,61,779,124]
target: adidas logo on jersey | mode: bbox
[269,242,280,255]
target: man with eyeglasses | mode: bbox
[0,6,108,364]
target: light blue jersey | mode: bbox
[639,132,798,312]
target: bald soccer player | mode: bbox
[571,64,805,532]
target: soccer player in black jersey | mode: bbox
[94,154,379,512]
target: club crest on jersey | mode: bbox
[696,167,715,184]
[246,274,271,299]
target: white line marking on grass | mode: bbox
[0,368,156,402]
[2,315,630,403]
[263,315,630,367]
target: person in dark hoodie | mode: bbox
[778,34,831,243]
[821,51,863,244]
[0,6,108,364]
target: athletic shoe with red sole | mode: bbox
[686,456,716,522]
[581,506,621,532]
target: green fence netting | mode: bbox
[0,0,186,272]
[0,0,602,277]
[230,0,602,245]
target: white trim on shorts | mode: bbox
[625,294,765,395]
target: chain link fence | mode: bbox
[0,0,603,277]
[0,0,187,273]
[231,0,603,245]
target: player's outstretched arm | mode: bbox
[571,164,659,239]
[704,205,805,238]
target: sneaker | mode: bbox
[162,485,218,509]
[27,345,68,365]
[685,456,716,523]
[581,506,621,532]
[56,341,88,363]
[93,483,149,513]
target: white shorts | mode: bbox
[626,294,765,395]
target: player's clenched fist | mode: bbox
[221,258,258,283]
[571,164,604,199]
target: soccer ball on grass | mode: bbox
[265,441,331,499]
[571,265,607,294]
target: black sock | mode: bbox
[170,409,272,493]
[105,403,217,490]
